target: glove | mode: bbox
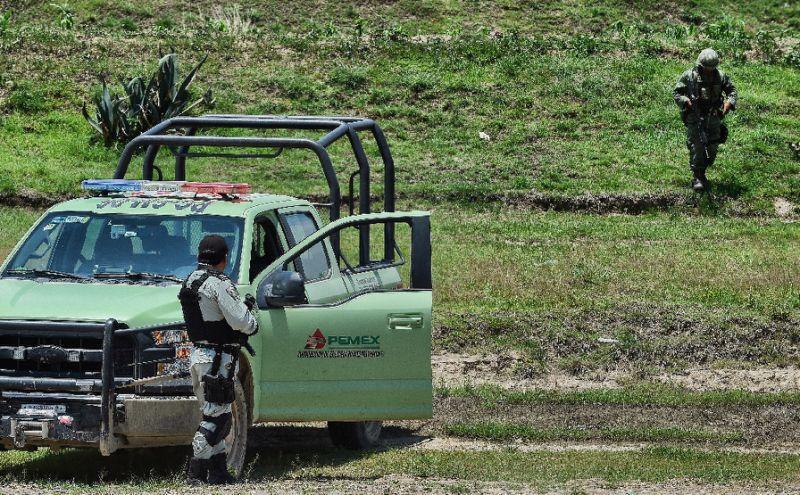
[244,294,256,310]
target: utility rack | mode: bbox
[113,114,399,262]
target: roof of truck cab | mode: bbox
[48,193,309,217]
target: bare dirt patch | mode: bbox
[434,351,800,393]
[774,197,796,218]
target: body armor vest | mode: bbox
[178,269,242,345]
[692,68,723,111]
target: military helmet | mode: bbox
[697,48,720,68]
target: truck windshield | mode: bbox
[2,212,244,283]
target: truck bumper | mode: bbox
[0,393,200,451]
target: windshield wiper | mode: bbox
[5,269,88,280]
[93,272,182,283]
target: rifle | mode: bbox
[686,72,711,160]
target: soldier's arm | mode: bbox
[215,279,258,336]
[721,72,737,110]
[673,72,691,109]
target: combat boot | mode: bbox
[691,170,706,192]
[186,457,209,485]
[698,169,710,190]
[207,452,236,485]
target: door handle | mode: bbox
[388,314,423,330]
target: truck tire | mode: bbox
[225,379,248,477]
[327,421,382,450]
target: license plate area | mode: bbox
[17,404,67,417]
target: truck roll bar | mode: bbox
[113,115,397,262]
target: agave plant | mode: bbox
[83,53,214,147]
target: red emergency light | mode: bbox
[181,182,251,195]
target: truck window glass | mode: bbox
[3,213,245,282]
[249,217,283,282]
[281,212,330,281]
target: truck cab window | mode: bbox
[249,217,283,282]
[280,212,330,281]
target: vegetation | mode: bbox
[3,443,800,488]
[438,382,800,408]
[0,1,796,212]
[82,53,213,147]
[444,422,745,444]
[2,203,798,370]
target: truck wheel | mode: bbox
[225,379,248,477]
[327,421,382,450]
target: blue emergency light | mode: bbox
[81,179,143,193]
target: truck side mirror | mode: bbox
[263,271,306,307]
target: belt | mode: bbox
[194,342,241,352]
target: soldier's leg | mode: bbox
[187,360,212,483]
[686,125,706,191]
[196,352,236,484]
[705,117,722,170]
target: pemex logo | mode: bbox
[305,329,327,350]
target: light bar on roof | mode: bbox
[182,182,251,195]
[81,179,143,192]
[81,179,251,197]
[141,181,185,193]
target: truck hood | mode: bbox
[0,279,183,328]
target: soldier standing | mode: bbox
[673,48,738,192]
[179,235,258,484]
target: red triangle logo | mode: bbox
[305,329,327,350]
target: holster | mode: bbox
[201,348,238,405]
[202,374,236,404]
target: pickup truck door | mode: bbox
[252,211,432,422]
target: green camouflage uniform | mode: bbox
[673,67,737,173]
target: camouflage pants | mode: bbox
[685,115,721,173]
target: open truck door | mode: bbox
[253,211,432,423]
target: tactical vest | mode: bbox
[178,268,242,345]
[691,67,723,110]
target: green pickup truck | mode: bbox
[0,115,433,475]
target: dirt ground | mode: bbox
[5,353,800,494]
[432,352,800,392]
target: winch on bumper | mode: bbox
[0,319,199,453]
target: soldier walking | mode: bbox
[673,48,738,192]
[179,235,258,484]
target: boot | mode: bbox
[186,457,208,485]
[699,169,710,190]
[207,452,236,485]
[691,170,706,192]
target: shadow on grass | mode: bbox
[0,424,427,484]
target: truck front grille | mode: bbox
[0,322,137,379]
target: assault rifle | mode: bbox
[686,73,711,161]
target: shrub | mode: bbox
[49,2,74,30]
[82,53,214,147]
[0,10,11,37]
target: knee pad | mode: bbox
[198,413,232,447]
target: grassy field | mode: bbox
[3,443,800,490]
[0,1,798,212]
[2,203,798,372]
[0,2,799,490]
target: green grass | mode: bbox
[2,445,800,488]
[438,382,800,408]
[444,422,745,444]
[0,207,41,260]
[0,2,798,212]
[2,204,799,368]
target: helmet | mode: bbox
[697,48,720,68]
